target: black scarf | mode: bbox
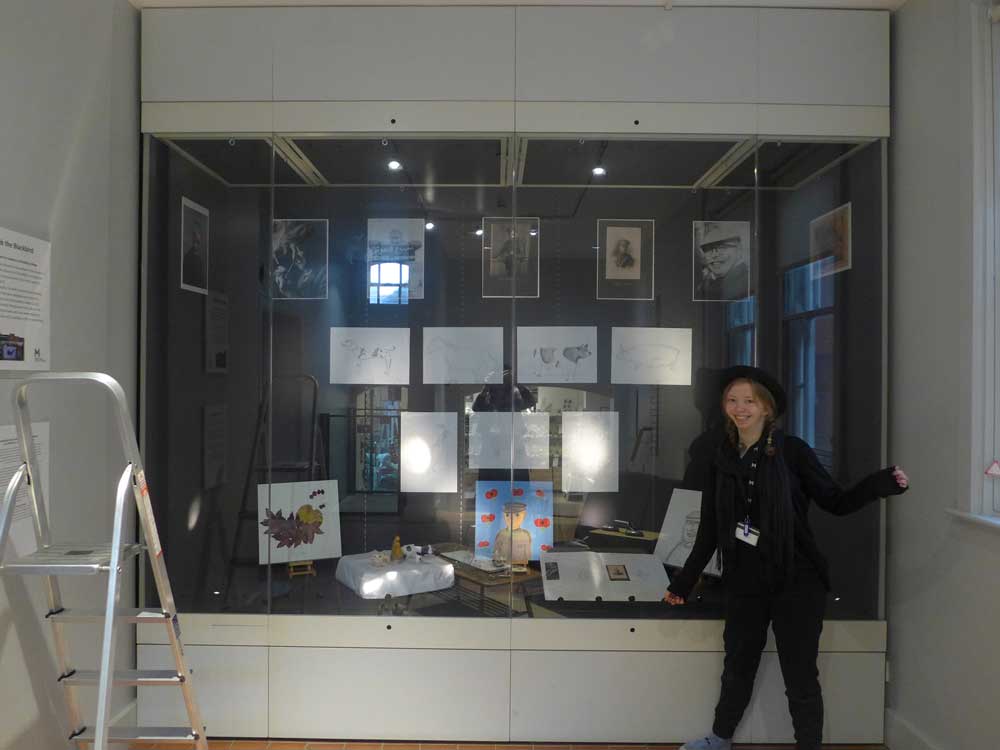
[713,428,796,592]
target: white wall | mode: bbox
[888,1,1000,748]
[0,1,140,749]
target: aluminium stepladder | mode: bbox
[0,373,208,749]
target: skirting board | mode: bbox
[885,709,946,750]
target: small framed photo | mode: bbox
[596,219,654,300]
[272,219,329,300]
[692,220,751,302]
[180,197,209,295]
[482,217,540,298]
[809,202,852,278]
[606,564,630,582]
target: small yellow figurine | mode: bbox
[390,535,404,561]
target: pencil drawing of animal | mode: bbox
[617,342,680,373]
[341,338,395,376]
[425,336,501,383]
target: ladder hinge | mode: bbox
[57,669,77,682]
[45,607,65,618]
[68,726,86,740]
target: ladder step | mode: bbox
[62,669,184,687]
[0,542,141,576]
[47,607,173,624]
[74,725,198,744]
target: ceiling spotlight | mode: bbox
[592,165,607,176]
[529,229,538,237]
[388,160,402,171]
[475,228,484,236]
[425,222,435,230]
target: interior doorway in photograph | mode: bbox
[482,217,540,298]
[596,219,654,300]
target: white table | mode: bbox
[335,552,455,599]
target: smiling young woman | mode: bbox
[664,366,909,750]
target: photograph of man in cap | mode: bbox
[692,221,751,302]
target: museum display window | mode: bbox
[141,132,886,620]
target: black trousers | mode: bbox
[712,578,827,750]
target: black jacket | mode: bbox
[668,429,904,600]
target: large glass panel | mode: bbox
[142,133,885,620]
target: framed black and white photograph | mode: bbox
[692,220,751,302]
[596,219,654,300]
[272,219,329,300]
[482,217,540,298]
[180,197,209,295]
[809,202,852,278]
[606,564,630,582]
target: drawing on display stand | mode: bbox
[654,488,721,576]
[272,219,329,299]
[474,481,553,564]
[540,551,669,601]
[400,412,457,493]
[468,412,550,470]
[517,326,598,383]
[329,327,410,385]
[611,327,692,386]
[692,220,750,302]
[561,411,619,492]
[482,217,540,298]
[180,197,209,295]
[367,218,425,299]
[596,219,655,300]
[809,202,852,278]
[257,480,342,565]
[423,326,503,384]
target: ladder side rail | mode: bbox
[163,613,209,750]
[12,385,53,552]
[93,465,134,750]
[0,464,28,563]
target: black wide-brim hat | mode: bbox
[720,366,787,418]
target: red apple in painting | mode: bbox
[512,488,524,497]
[481,514,495,523]
[478,540,490,548]
[485,489,498,500]
[535,489,545,497]
[540,544,552,551]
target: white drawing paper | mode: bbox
[423,327,503,384]
[257,480,342,565]
[654,488,721,576]
[540,551,669,602]
[561,411,619,492]
[330,327,409,385]
[367,218,425,299]
[517,326,598,384]
[0,226,51,370]
[203,404,228,489]
[0,422,50,555]
[468,412,550,470]
[401,412,457,493]
[611,327,692,386]
[205,291,229,373]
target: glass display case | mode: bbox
[141,132,885,621]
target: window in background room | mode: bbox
[726,296,755,366]
[783,259,836,471]
[369,261,409,304]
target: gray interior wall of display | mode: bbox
[887,1,1000,749]
[0,1,140,749]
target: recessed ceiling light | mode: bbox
[475,228,484,236]
[425,222,435,230]
[592,166,607,176]
[388,160,402,171]
[529,229,538,237]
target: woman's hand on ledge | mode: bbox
[664,591,685,606]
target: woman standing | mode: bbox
[665,366,909,750]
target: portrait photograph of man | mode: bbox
[692,220,751,302]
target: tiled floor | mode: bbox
[123,742,887,750]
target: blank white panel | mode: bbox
[273,100,515,134]
[757,104,890,138]
[272,7,515,101]
[747,652,885,744]
[758,9,889,106]
[509,650,750,744]
[515,7,757,103]
[137,644,267,738]
[513,101,757,136]
[137,613,268,646]
[141,9,275,102]
[269,647,510,740]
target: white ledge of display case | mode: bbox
[946,507,1000,533]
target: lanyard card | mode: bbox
[736,523,760,547]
